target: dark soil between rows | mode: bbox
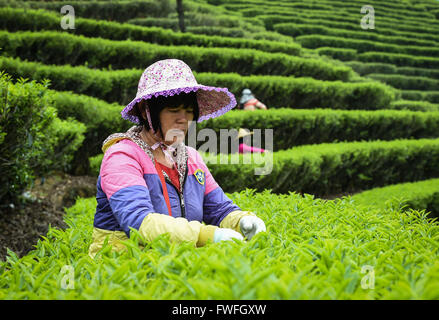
[0,173,97,261]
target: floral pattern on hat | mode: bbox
[121,59,237,125]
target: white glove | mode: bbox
[213,228,244,243]
[239,216,266,240]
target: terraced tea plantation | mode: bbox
[1,0,438,300]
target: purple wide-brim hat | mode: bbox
[121,59,237,125]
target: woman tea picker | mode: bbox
[89,59,266,258]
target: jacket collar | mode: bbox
[102,125,188,193]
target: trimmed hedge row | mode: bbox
[203,138,439,197]
[328,0,437,20]
[222,1,334,12]
[222,0,431,15]
[0,56,397,110]
[244,0,439,21]
[397,67,439,80]
[241,7,439,39]
[0,8,301,55]
[345,61,439,80]
[0,30,348,80]
[50,91,131,175]
[351,178,439,219]
[73,104,439,161]
[0,56,138,106]
[43,95,439,172]
[125,20,293,43]
[366,74,439,91]
[196,108,439,151]
[316,47,357,62]
[389,100,439,112]
[400,90,439,104]
[258,13,439,43]
[295,34,439,58]
[273,22,439,49]
[3,0,173,22]
[357,52,439,69]
[44,91,439,151]
[90,137,439,197]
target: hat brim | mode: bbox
[237,132,254,139]
[239,94,255,104]
[121,85,237,124]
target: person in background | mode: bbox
[236,128,267,154]
[239,88,267,111]
[88,59,266,258]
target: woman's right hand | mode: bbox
[213,228,244,243]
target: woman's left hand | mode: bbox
[239,216,266,240]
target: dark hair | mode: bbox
[135,91,199,134]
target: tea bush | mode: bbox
[272,22,438,48]
[351,178,439,219]
[295,34,439,57]
[0,73,85,206]
[388,100,439,112]
[0,56,397,109]
[196,108,439,152]
[0,30,344,80]
[357,51,439,69]
[401,90,439,104]
[366,74,439,91]
[203,138,439,196]
[89,138,439,197]
[0,190,438,299]
[249,7,439,38]
[259,14,439,43]
[3,0,173,22]
[345,61,439,79]
[0,7,301,55]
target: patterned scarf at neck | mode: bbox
[144,129,179,167]
[101,125,188,193]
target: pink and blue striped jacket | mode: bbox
[94,139,241,237]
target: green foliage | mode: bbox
[197,108,439,151]
[0,191,438,299]
[203,138,439,197]
[0,7,300,55]
[0,73,54,205]
[0,73,85,206]
[258,11,439,43]
[316,47,357,62]
[242,2,439,36]
[345,61,397,76]
[296,34,439,58]
[357,51,439,69]
[50,91,130,174]
[389,100,439,112]
[3,0,173,22]
[0,30,345,80]
[1,0,439,300]
[400,90,439,104]
[272,21,439,48]
[0,56,395,109]
[366,73,439,91]
[351,178,439,219]
[0,56,140,105]
[43,117,86,173]
[89,154,104,177]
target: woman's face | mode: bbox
[159,104,194,145]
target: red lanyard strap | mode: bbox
[154,161,173,216]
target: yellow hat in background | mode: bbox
[236,128,254,139]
